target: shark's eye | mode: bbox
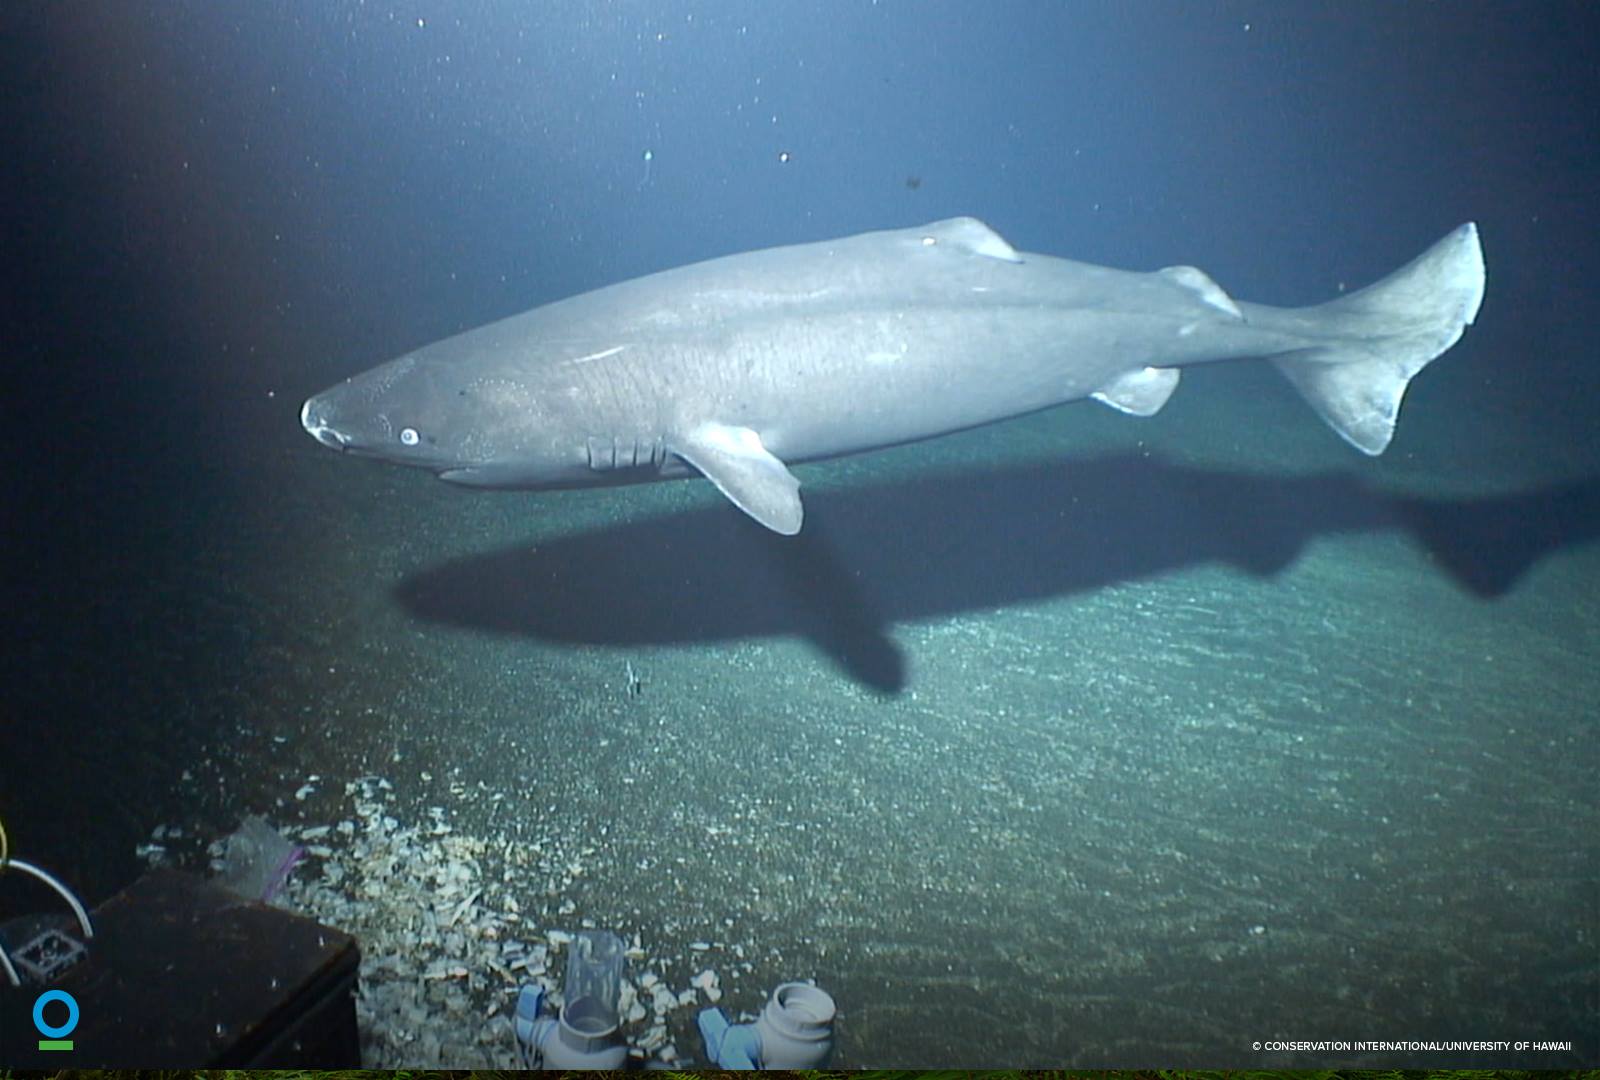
[399,427,420,446]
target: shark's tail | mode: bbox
[1272,223,1485,454]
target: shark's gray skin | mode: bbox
[301,217,1484,534]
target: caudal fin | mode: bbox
[1273,223,1485,455]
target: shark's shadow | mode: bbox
[394,454,1600,692]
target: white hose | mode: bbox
[0,857,95,986]
[3,858,96,939]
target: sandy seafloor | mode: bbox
[83,361,1597,1068]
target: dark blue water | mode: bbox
[2,2,1595,1067]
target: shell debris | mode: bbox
[272,774,734,1067]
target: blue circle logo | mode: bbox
[33,989,79,1038]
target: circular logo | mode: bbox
[33,989,80,1038]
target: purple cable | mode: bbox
[260,843,306,902]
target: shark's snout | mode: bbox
[300,396,349,450]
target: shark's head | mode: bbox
[300,353,568,487]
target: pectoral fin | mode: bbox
[672,423,803,535]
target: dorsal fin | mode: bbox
[915,217,1023,263]
[1159,264,1244,319]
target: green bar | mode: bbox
[38,1040,73,1050]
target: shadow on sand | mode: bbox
[394,453,1600,692]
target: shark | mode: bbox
[301,217,1485,534]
